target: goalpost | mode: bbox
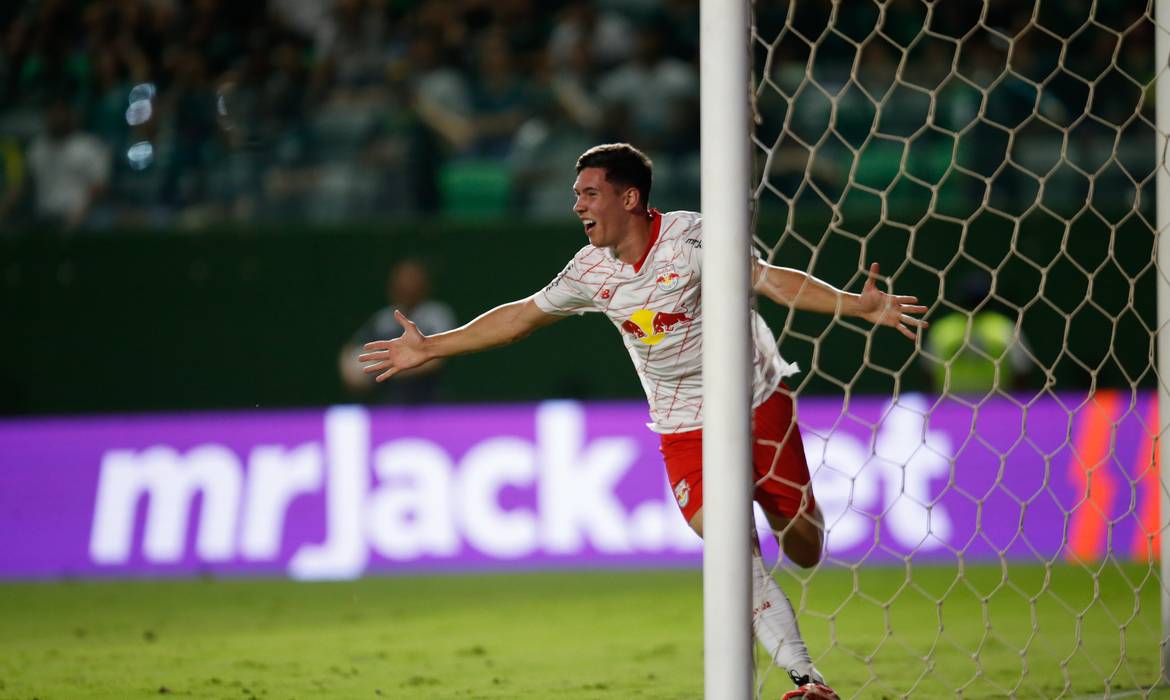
[703,0,1170,697]
[1155,0,1170,683]
[700,1,754,698]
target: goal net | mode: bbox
[747,1,1167,697]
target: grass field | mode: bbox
[0,563,1165,699]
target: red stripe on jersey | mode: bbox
[633,209,664,273]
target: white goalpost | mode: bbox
[704,0,1170,697]
[1155,0,1170,683]
[699,0,754,698]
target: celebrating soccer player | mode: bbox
[359,143,928,700]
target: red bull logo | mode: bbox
[655,265,681,291]
[620,319,646,339]
[621,309,693,345]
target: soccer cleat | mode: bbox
[781,673,840,700]
[781,682,839,700]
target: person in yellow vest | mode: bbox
[924,274,1035,395]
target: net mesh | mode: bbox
[749,2,1165,697]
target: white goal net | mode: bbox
[748,1,1168,697]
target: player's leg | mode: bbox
[751,385,824,569]
[749,387,838,698]
[749,521,825,687]
[685,507,831,695]
[673,385,823,560]
[661,408,836,699]
[764,502,824,569]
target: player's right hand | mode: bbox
[358,310,429,382]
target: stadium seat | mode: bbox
[439,159,512,217]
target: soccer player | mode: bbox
[359,143,927,700]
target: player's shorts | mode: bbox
[659,385,815,525]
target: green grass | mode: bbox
[0,563,1164,699]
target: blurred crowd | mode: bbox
[0,0,1156,232]
[752,1,1155,219]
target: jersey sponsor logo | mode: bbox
[654,264,681,291]
[684,238,701,249]
[673,479,691,508]
[620,309,693,345]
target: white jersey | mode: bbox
[533,209,798,433]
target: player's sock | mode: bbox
[752,552,824,685]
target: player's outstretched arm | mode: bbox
[753,260,928,341]
[358,298,561,382]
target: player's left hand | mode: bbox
[358,310,431,382]
[857,262,928,341]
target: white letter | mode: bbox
[240,443,323,560]
[806,430,875,553]
[289,406,370,580]
[366,439,458,559]
[629,474,703,552]
[537,401,638,553]
[457,437,537,558]
[89,444,242,564]
[872,396,953,549]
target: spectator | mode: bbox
[547,1,635,71]
[268,0,332,46]
[596,23,697,152]
[310,0,387,101]
[16,96,112,231]
[545,28,604,134]
[0,0,1154,228]
[465,27,535,158]
[511,46,598,218]
[2,0,86,108]
[408,25,536,160]
[339,259,457,404]
[157,46,217,220]
[923,273,1036,396]
[0,136,26,228]
[407,29,475,153]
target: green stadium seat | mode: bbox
[853,141,903,190]
[439,160,512,217]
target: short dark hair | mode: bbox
[576,143,653,208]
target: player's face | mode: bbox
[572,167,632,249]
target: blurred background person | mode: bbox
[546,0,634,73]
[922,272,1037,397]
[8,95,112,231]
[595,22,698,207]
[339,258,456,404]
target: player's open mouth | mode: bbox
[582,219,596,232]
